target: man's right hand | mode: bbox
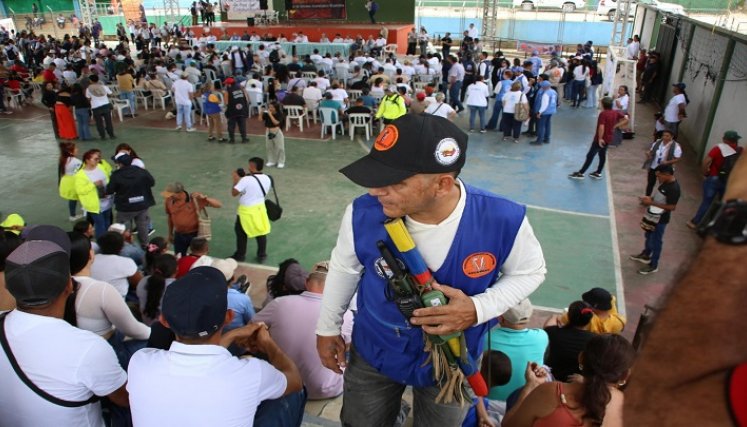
[317,334,346,374]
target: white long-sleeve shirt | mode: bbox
[316,180,546,336]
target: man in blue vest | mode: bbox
[316,114,547,426]
[531,80,558,145]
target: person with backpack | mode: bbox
[687,130,743,229]
[643,129,682,197]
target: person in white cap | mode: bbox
[172,72,196,132]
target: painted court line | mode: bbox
[605,170,627,317]
[525,203,609,219]
[533,305,565,314]
[355,136,370,153]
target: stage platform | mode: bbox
[188,22,412,54]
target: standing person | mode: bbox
[163,182,222,257]
[190,2,198,25]
[202,82,225,142]
[629,164,681,275]
[585,61,602,109]
[231,157,272,263]
[223,77,249,144]
[86,75,116,140]
[662,82,688,138]
[261,102,286,169]
[375,86,407,125]
[687,130,742,228]
[464,75,490,133]
[58,142,83,221]
[460,54,476,103]
[70,83,92,141]
[116,68,137,116]
[644,129,682,197]
[55,83,78,141]
[365,0,378,24]
[418,27,429,56]
[173,72,196,132]
[531,81,558,145]
[500,81,527,143]
[106,153,156,248]
[441,32,453,59]
[406,28,417,56]
[447,55,465,113]
[486,69,513,131]
[570,59,589,108]
[42,82,60,138]
[75,149,113,238]
[568,97,629,180]
[638,53,659,103]
[316,114,546,426]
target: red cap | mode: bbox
[224,77,235,86]
[416,92,426,101]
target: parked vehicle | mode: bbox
[597,0,636,21]
[513,0,587,13]
[644,0,687,15]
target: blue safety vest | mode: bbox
[534,88,557,115]
[350,184,526,387]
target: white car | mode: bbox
[645,0,687,15]
[597,0,636,21]
[513,0,587,13]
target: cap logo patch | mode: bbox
[434,138,461,166]
[462,252,497,278]
[374,125,399,152]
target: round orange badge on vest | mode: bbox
[374,125,399,151]
[462,252,497,278]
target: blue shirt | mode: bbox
[202,93,222,115]
[485,327,549,400]
[225,288,255,332]
[360,95,376,109]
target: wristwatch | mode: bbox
[698,199,747,245]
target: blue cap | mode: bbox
[540,80,551,88]
[162,266,228,338]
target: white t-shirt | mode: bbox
[464,82,490,107]
[128,342,287,427]
[502,90,525,114]
[234,173,272,207]
[328,88,349,102]
[573,65,589,81]
[664,93,686,122]
[84,167,112,212]
[303,86,323,103]
[0,310,127,427]
[172,78,194,106]
[313,77,330,92]
[73,275,151,339]
[649,140,682,169]
[424,101,455,119]
[86,84,112,109]
[90,254,138,298]
[614,94,629,112]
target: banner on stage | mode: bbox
[225,0,272,20]
[287,0,346,20]
[515,41,561,56]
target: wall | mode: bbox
[708,41,747,155]
[271,0,414,22]
[5,0,74,14]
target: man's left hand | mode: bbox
[410,282,477,335]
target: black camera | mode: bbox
[267,132,276,140]
[236,168,246,177]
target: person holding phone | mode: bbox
[261,102,286,168]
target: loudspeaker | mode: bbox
[247,17,255,26]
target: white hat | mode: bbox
[108,223,127,234]
[190,255,215,270]
[502,299,534,324]
[211,258,238,281]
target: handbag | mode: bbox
[640,206,663,232]
[251,174,283,222]
[196,203,212,240]
[514,93,529,122]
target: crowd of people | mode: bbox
[0,13,744,427]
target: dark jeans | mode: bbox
[407,42,417,55]
[173,231,197,257]
[449,81,463,111]
[691,176,725,225]
[233,215,268,260]
[535,114,552,142]
[68,200,78,216]
[645,167,657,197]
[571,80,585,106]
[93,104,115,138]
[341,346,469,426]
[89,209,112,238]
[254,387,307,427]
[369,11,376,23]
[460,78,474,102]
[501,112,521,138]
[75,106,92,140]
[578,141,608,174]
[116,208,150,247]
[643,222,668,268]
[227,115,247,141]
[486,98,502,129]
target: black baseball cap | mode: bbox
[22,224,72,255]
[6,240,71,307]
[582,287,613,311]
[162,266,228,338]
[340,114,468,188]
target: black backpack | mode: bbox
[269,49,280,64]
[718,150,741,183]
[5,46,17,61]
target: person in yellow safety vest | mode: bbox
[74,149,114,239]
[375,86,407,125]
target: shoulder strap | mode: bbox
[0,313,101,407]
[250,174,267,196]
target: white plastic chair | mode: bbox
[302,71,317,80]
[247,91,264,117]
[153,91,171,110]
[111,98,133,122]
[8,90,25,109]
[134,88,152,110]
[348,113,371,141]
[304,98,320,124]
[348,89,362,100]
[320,107,343,140]
[335,64,350,87]
[204,68,217,84]
[384,44,398,57]
[284,105,307,132]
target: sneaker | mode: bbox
[529,140,542,145]
[207,136,215,141]
[241,139,249,144]
[186,128,196,132]
[629,252,651,264]
[68,214,84,221]
[256,254,267,263]
[513,139,520,144]
[148,228,156,237]
[479,129,486,134]
[236,274,251,294]
[589,172,603,179]
[266,162,276,167]
[469,129,475,133]
[686,221,697,230]
[218,138,227,143]
[174,126,182,131]
[277,163,285,169]
[502,136,509,142]
[229,254,246,262]
[638,265,659,275]
[228,139,235,144]
[568,172,585,180]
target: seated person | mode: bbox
[212,257,255,332]
[127,267,305,426]
[262,258,308,308]
[360,88,376,109]
[90,231,142,299]
[486,298,549,401]
[424,92,457,120]
[543,300,596,382]
[409,92,429,114]
[319,92,343,123]
[136,253,178,326]
[108,223,145,267]
[175,237,210,278]
[281,85,306,107]
[346,97,372,122]
[463,350,513,427]
[254,261,353,400]
[557,287,626,334]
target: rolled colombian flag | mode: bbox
[383,218,488,397]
